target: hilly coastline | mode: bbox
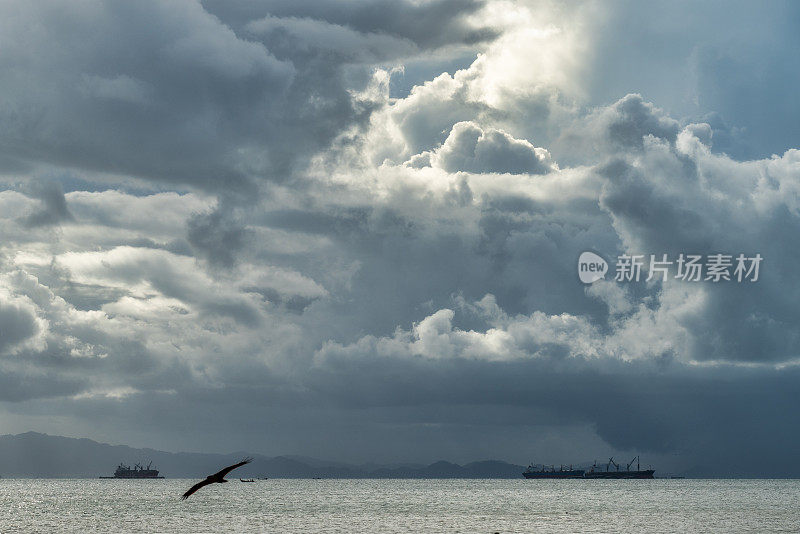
[0,432,526,479]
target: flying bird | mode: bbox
[181,457,253,500]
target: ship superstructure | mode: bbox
[584,456,655,479]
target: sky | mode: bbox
[0,0,799,476]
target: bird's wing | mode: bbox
[181,478,212,500]
[214,457,253,479]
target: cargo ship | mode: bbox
[523,456,654,479]
[100,462,164,479]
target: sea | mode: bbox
[0,478,798,533]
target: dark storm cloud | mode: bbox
[0,0,296,190]
[203,0,498,50]
[0,0,495,192]
[19,181,74,228]
[307,343,800,475]
[0,366,85,402]
[259,207,372,237]
[8,344,799,475]
[263,190,613,340]
[597,158,711,254]
[603,95,679,151]
[187,207,253,268]
[0,301,39,353]
[0,335,196,404]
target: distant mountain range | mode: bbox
[0,432,526,478]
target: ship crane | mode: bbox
[607,457,620,472]
[626,456,640,472]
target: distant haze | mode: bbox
[0,432,530,479]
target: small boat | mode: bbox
[239,478,255,482]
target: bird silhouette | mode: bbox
[181,458,253,500]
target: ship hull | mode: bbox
[100,475,164,480]
[522,469,655,479]
[523,470,585,479]
[584,470,655,479]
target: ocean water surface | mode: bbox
[0,478,797,533]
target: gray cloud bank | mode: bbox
[0,0,798,476]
